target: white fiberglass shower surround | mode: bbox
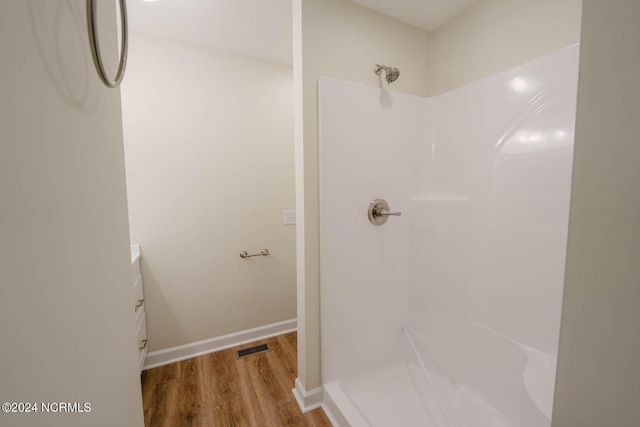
[319,45,580,427]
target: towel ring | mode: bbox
[87,0,128,88]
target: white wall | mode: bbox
[0,1,143,426]
[429,0,583,95]
[553,1,640,425]
[294,0,430,393]
[121,34,296,352]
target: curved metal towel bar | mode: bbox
[87,0,128,88]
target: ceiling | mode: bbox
[127,0,293,65]
[126,0,478,66]
[349,0,478,31]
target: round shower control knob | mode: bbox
[368,199,402,226]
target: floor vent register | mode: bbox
[237,343,270,358]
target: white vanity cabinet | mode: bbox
[131,245,148,372]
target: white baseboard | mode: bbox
[292,378,323,413]
[143,319,297,370]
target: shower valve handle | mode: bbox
[368,199,402,226]
[377,208,402,217]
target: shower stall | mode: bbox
[318,45,580,426]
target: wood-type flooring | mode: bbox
[141,332,332,427]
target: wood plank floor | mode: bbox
[141,332,332,427]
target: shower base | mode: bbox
[324,360,442,427]
[323,359,511,427]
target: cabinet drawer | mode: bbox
[131,259,141,285]
[135,301,145,327]
[133,275,144,314]
[137,313,148,371]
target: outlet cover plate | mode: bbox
[284,210,296,225]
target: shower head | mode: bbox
[374,64,400,84]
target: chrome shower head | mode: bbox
[374,64,400,84]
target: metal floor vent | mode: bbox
[237,343,270,358]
